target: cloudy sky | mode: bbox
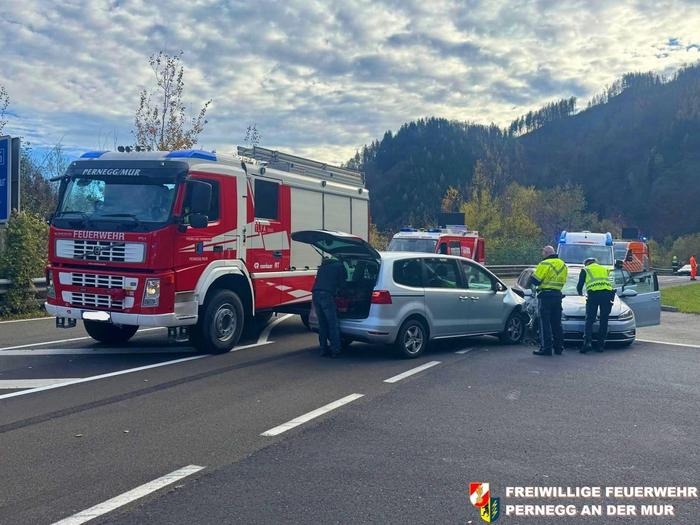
[1,0,699,164]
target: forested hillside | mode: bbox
[352,63,700,241]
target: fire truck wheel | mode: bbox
[83,321,139,344]
[191,289,244,354]
[499,310,526,344]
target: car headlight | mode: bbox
[142,278,161,307]
[618,308,634,321]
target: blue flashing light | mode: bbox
[80,151,108,159]
[605,232,613,246]
[559,230,567,243]
[166,150,217,161]
[428,228,441,233]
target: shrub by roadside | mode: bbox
[0,210,49,314]
[660,283,700,314]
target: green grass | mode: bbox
[660,283,700,314]
[0,308,50,322]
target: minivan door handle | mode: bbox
[458,296,470,301]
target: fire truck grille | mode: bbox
[64,292,124,310]
[70,273,125,289]
[55,239,145,263]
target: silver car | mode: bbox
[515,266,661,345]
[292,230,526,358]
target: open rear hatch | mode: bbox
[292,230,380,319]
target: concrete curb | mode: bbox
[661,305,679,312]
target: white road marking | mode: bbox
[637,339,700,349]
[0,379,81,389]
[455,347,473,354]
[0,328,163,352]
[261,393,364,437]
[0,355,207,401]
[383,361,442,383]
[257,313,294,344]
[0,316,52,324]
[0,347,197,356]
[51,465,205,525]
[506,389,521,401]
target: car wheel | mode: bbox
[190,289,244,354]
[499,311,526,344]
[395,318,428,358]
[84,321,138,344]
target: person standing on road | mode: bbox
[690,255,697,281]
[529,245,568,357]
[671,255,679,273]
[577,258,614,353]
[312,257,347,358]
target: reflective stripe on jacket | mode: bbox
[584,263,613,292]
[533,257,567,291]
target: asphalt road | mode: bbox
[0,315,698,525]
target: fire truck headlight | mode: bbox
[46,270,55,299]
[142,278,161,307]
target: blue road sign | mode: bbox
[0,136,10,222]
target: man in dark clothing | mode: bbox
[529,245,568,356]
[312,257,347,357]
[577,258,614,353]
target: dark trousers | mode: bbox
[584,290,614,347]
[538,292,564,354]
[312,290,341,353]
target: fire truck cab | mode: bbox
[387,227,485,263]
[45,146,369,353]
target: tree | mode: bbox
[244,123,262,147]
[19,145,59,219]
[440,186,463,213]
[0,85,8,135]
[133,50,211,151]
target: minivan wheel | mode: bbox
[499,311,526,344]
[395,319,428,358]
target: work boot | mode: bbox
[554,348,563,355]
[532,349,552,356]
[595,343,604,353]
[329,350,342,358]
[580,343,592,354]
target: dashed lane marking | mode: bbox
[51,465,205,525]
[383,361,442,383]
[261,393,364,437]
[455,348,473,354]
[0,379,81,389]
[637,339,700,349]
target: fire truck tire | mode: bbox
[190,290,244,354]
[83,321,139,344]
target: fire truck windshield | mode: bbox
[387,238,438,253]
[55,177,177,230]
[558,244,615,266]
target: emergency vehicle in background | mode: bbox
[557,231,615,267]
[614,240,651,273]
[45,146,369,353]
[387,226,486,263]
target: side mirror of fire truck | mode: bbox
[186,180,212,229]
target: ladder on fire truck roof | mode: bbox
[237,145,364,187]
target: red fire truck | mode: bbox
[387,226,486,263]
[45,146,369,353]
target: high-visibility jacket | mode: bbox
[584,263,613,292]
[533,256,568,292]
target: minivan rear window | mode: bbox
[393,258,424,287]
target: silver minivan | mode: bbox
[292,230,526,358]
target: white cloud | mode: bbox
[1,0,699,165]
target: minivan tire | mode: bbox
[499,310,526,344]
[395,318,428,358]
[84,321,139,344]
[190,289,244,354]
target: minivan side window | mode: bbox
[424,258,462,288]
[460,261,494,290]
[393,258,424,287]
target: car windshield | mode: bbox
[387,238,437,253]
[57,178,177,224]
[558,244,614,266]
